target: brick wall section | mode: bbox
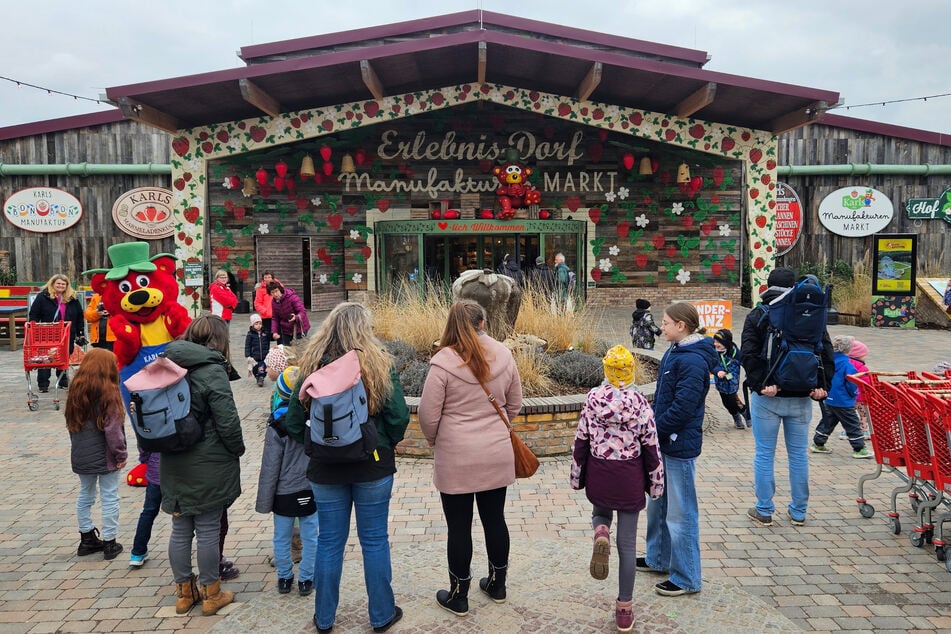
[586,285,741,308]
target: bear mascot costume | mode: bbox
[83,242,191,405]
[493,161,542,220]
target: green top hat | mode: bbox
[83,242,175,280]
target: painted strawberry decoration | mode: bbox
[665,245,677,258]
[295,198,309,210]
[360,246,372,259]
[316,248,332,265]
[710,262,723,276]
[712,167,725,187]
[364,101,380,117]
[688,124,705,139]
[755,215,768,228]
[237,269,250,282]
[753,256,766,269]
[588,208,601,224]
[201,141,213,154]
[664,129,677,142]
[479,209,494,219]
[629,112,643,126]
[275,161,288,178]
[321,120,334,132]
[173,178,186,191]
[617,221,630,238]
[590,268,602,282]
[183,207,201,223]
[233,206,246,221]
[213,246,230,261]
[635,253,648,268]
[345,206,358,216]
[720,137,735,152]
[216,130,229,143]
[564,196,581,213]
[377,198,391,213]
[723,254,737,269]
[760,174,771,185]
[682,215,694,229]
[249,126,267,143]
[557,103,571,117]
[587,143,604,163]
[327,213,344,230]
[651,234,665,250]
[172,137,190,157]
[622,154,635,170]
[749,148,763,163]
[749,188,760,200]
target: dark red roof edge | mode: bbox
[821,113,951,148]
[238,9,710,66]
[0,109,125,142]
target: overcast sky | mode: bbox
[2,0,948,134]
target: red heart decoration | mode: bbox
[437,221,449,230]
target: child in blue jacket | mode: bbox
[712,329,749,430]
[810,336,871,459]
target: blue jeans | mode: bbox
[132,483,162,556]
[77,471,120,539]
[273,512,318,582]
[645,455,701,592]
[311,476,396,630]
[750,393,812,520]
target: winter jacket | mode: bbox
[499,260,524,287]
[418,334,523,494]
[653,334,718,459]
[159,340,245,516]
[825,352,859,408]
[138,448,161,486]
[740,286,835,397]
[255,413,313,516]
[569,382,664,511]
[208,281,238,321]
[70,414,127,475]
[713,345,743,394]
[849,358,870,404]
[270,288,311,338]
[244,327,270,362]
[28,290,84,352]
[555,262,571,298]
[630,309,661,350]
[284,364,409,485]
[83,293,116,344]
[254,282,276,319]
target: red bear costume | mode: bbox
[493,161,542,220]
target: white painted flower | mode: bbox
[598,258,613,272]
[174,246,189,261]
[617,187,629,200]
[605,191,616,202]
[318,274,328,284]
[671,202,684,215]
[635,213,649,228]
[311,196,322,207]
[186,158,203,173]
[352,273,363,284]
[676,268,691,285]
[349,229,361,240]
[609,245,620,256]
[180,221,201,238]
[258,223,269,234]
[762,229,775,242]
[718,223,732,236]
[222,178,232,189]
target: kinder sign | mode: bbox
[112,187,175,239]
[818,186,893,237]
[691,299,732,332]
[3,187,83,233]
[774,182,803,256]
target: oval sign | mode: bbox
[112,187,175,239]
[818,186,893,237]
[774,182,803,256]
[3,187,83,233]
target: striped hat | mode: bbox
[276,367,300,400]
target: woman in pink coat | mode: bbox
[418,300,522,618]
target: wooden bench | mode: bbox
[0,286,40,350]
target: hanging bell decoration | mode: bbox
[676,162,691,184]
[299,154,316,178]
[340,153,356,174]
[241,177,257,198]
[639,157,654,175]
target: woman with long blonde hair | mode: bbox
[418,300,523,617]
[65,348,127,561]
[29,273,85,391]
[283,302,410,633]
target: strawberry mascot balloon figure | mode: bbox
[83,242,192,405]
[493,160,542,220]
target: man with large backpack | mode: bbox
[740,267,834,528]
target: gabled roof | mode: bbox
[820,113,951,148]
[103,10,832,135]
[0,110,124,142]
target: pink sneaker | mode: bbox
[615,599,634,632]
[590,525,610,580]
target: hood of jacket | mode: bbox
[671,333,719,373]
[584,382,647,428]
[163,339,227,371]
[430,333,511,384]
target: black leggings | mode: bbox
[440,487,509,578]
[718,391,745,417]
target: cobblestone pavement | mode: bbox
[1,306,950,633]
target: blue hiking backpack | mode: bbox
[301,350,379,463]
[758,275,830,393]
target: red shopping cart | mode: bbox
[916,390,951,571]
[23,321,70,411]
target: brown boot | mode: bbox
[175,575,199,614]
[201,578,234,616]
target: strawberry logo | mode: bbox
[327,213,343,230]
[588,208,601,224]
[590,268,602,282]
[249,126,266,143]
[172,137,190,157]
[564,196,581,212]
[635,253,648,268]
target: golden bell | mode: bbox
[638,157,654,175]
[299,154,316,178]
[241,177,257,198]
[676,162,691,184]
[340,153,356,174]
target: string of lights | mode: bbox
[828,92,951,111]
[0,75,103,105]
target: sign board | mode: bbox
[774,182,803,256]
[871,233,916,296]
[905,187,951,224]
[112,187,175,239]
[690,299,732,332]
[183,262,204,287]
[3,187,82,233]
[818,186,893,237]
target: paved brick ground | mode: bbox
[1,306,950,633]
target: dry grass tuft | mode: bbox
[371,282,449,352]
[832,257,873,325]
[512,347,556,396]
[514,283,602,353]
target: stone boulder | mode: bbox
[452,269,522,340]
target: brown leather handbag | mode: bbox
[478,380,539,478]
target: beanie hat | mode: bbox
[635,298,651,310]
[264,345,289,376]
[250,313,262,325]
[535,256,545,266]
[832,335,854,354]
[713,328,734,349]
[849,340,868,360]
[767,267,797,288]
[603,345,636,388]
[276,367,300,400]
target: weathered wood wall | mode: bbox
[0,121,173,283]
[778,123,951,275]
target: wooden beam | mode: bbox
[117,97,182,134]
[770,101,827,134]
[675,82,717,118]
[477,41,487,85]
[239,79,282,117]
[576,62,602,101]
[360,60,385,100]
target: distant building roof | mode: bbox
[0,109,124,142]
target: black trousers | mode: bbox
[440,487,509,578]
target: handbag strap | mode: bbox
[477,379,511,431]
